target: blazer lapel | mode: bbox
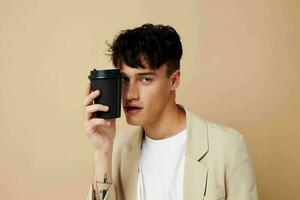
[120,127,143,200]
[183,108,209,200]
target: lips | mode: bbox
[124,105,143,114]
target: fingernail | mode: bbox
[105,106,109,111]
[106,121,110,126]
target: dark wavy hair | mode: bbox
[107,23,183,77]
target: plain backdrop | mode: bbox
[0,0,299,199]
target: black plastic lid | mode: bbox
[88,68,121,79]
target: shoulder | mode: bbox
[205,119,243,147]
[204,119,249,165]
[188,109,243,145]
[188,110,246,160]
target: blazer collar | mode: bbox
[120,105,209,200]
[184,105,209,161]
[124,104,209,159]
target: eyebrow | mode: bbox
[137,72,157,76]
[121,72,157,77]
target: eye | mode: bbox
[122,76,129,82]
[141,77,153,84]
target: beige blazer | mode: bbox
[85,106,258,200]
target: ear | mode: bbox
[170,69,181,91]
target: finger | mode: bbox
[85,118,111,135]
[85,104,109,113]
[84,104,109,121]
[85,82,91,96]
[106,118,116,125]
[83,90,100,106]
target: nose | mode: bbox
[124,81,139,101]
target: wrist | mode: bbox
[94,149,112,158]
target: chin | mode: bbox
[125,116,143,126]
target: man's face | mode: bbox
[121,64,176,126]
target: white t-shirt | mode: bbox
[137,129,187,200]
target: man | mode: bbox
[83,24,258,200]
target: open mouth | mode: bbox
[125,106,143,114]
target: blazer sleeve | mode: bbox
[85,183,116,200]
[226,134,259,200]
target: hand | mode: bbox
[83,83,116,153]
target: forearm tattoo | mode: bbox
[92,173,112,200]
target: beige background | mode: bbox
[0,0,299,199]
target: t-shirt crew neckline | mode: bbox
[144,128,187,148]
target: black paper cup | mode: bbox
[88,68,122,119]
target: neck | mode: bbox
[143,103,186,140]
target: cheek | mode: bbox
[140,83,170,103]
